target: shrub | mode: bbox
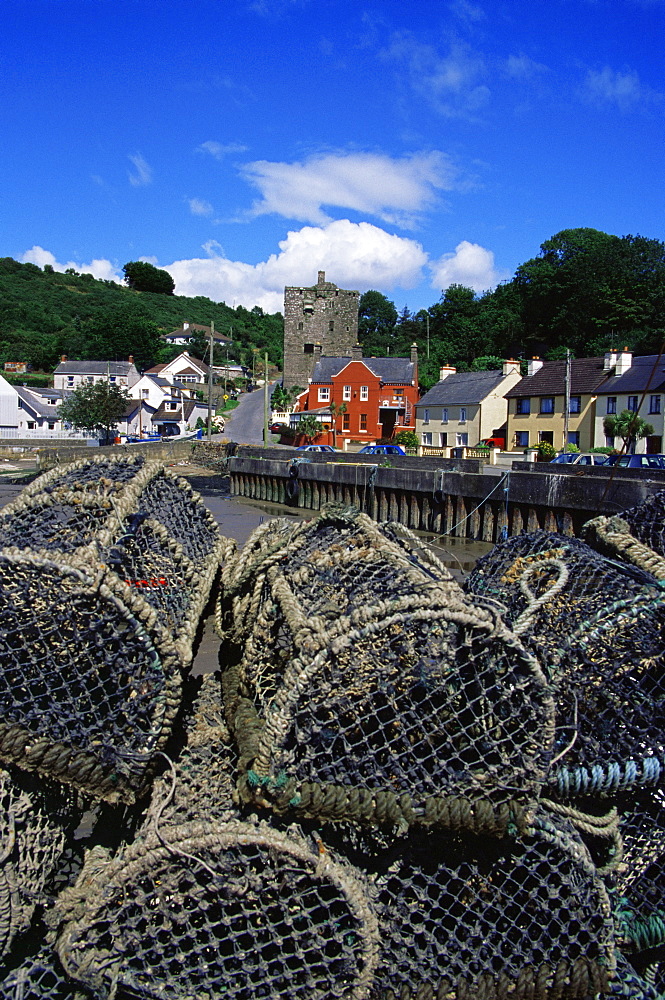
[537,441,557,461]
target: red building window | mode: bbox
[360,414,367,431]
[343,413,350,430]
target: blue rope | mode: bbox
[552,756,664,798]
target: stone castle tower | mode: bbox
[283,271,359,390]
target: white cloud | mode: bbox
[382,34,489,118]
[21,246,122,282]
[128,152,153,187]
[581,66,662,110]
[165,220,428,312]
[504,54,549,79]
[241,151,458,227]
[197,140,248,160]
[187,197,214,216]
[429,240,506,293]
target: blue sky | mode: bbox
[3,0,663,314]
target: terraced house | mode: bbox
[593,351,665,453]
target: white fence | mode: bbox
[0,429,92,441]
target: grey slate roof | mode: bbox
[416,370,507,407]
[596,355,665,395]
[53,360,137,376]
[311,356,415,384]
[15,387,62,419]
[505,357,608,397]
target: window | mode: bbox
[303,343,314,354]
[456,433,468,446]
[360,414,367,431]
[167,402,178,411]
[607,397,617,414]
[394,389,403,398]
[360,386,369,401]
[17,400,22,409]
[48,422,55,430]
[342,413,350,430]
[569,396,581,414]
[423,408,430,424]
[47,398,56,405]
[86,375,94,384]
[67,376,74,386]
[298,322,303,331]
[568,431,580,446]
[422,432,432,445]
[439,432,447,447]
[318,387,330,402]
[343,385,351,401]
[516,398,531,415]
[539,431,554,444]
[328,320,334,332]
[628,395,639,412]
[442,408,448,423]
[650,395,661,414]
[142,388,149,397]
[606,435,615,448]
[109,375,116,383]
[27,421,35,430]
[515,431,529,447]
[460,407,467,423]
[539,397,555,414]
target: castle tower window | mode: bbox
[304,344,315,354]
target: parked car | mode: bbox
[269,422,288,433]
[550,452,610,466]
[606,454,665,469]
[480,435,506,449]
[357,444,406,456]
[295,444,338,453]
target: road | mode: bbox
[222,385,281,446]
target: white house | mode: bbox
[52,356,140,392]
[163,322,232,350]
[143,352,210,386]
[0,375,89,439]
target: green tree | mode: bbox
[603,409,654,453]
[328,400,347,448]
[59,382,130,442]
[470,355,504,371]
[297,415,324,442]
[123,261,175,295]
[393,430,418,449]
[358,290,398,355]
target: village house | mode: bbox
[415,362,521,454]
[163,321,232,350]
[144,351,210,386]
[593,350,665,453]
[0,375,89,439]
[292,344,418,447]
[52,356,140,392]
[505,356,610,452]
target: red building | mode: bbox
[294,344,419,447]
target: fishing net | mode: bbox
[0,947,92,1000]
[217,505,554,837]
[0,767,75,963]
[0,455,228,803]
[465,531,665,801]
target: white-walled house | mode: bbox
[144,352,210,386]
[0,375,89,439]
[593,351,665,454]
[415,362,521,452]
[163,322,232,350]
[52,356,140,392]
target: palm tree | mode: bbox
[603,409,654,453]
[328,401,348,449]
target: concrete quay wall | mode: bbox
[227,450,665,541]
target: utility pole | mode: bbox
[207,321,214,441]
[263,351,269,446]
[563,347,571,453]
[426,314,430,360]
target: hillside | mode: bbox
[0,257,284,373]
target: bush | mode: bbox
[537,441,557,461]
[393,430,419,449]
[562,443,580,453]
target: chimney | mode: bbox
[410,342,418,364]
[351,344,363,360]
[61,354,67,363]
[603,349,618,371]
[318,270,326,285]
[527,357,543,376]
[438,365,456,381]
[128,355,134,365]
[502,358,520,376]
[183,321,189,330]
[615,348,633,376]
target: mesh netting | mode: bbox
[465,531,665,800]
[55,819,379,1000]
[363,809,615,999]
[217,505,554,836]
[0,767,75,963]
[616,488,665,562]
[0,947,92,1000]
[0,455,228,803]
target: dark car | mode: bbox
[606,454,665,469]
[269,422,288,433]
[357,444,406,456]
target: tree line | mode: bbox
[1,227,663,388]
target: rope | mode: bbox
[511,557,569,634]
[433,471,509,541]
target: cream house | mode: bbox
[415,362,521,453]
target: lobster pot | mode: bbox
[597,954,662,1000]
[219,506,554,837]
[465,532,665,799]
[0,768,74,963]
[609,488,665,563]
[0,456,228,803]
[0,948,91,1000]
[369,812,615,1000]
[55,821,379,1000]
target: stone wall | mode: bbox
[283,270,359,389]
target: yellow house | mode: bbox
[505,356,609,452]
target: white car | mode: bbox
[550,452,610,466]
